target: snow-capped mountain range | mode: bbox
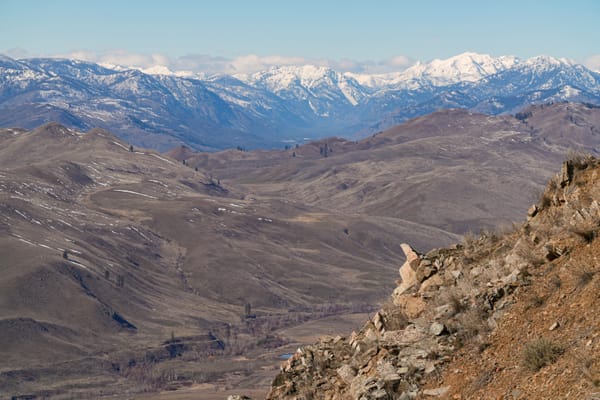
[1,52,599,150]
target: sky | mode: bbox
[1,0,599,74]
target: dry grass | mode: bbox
[525,293,545,310]
[471,368,495,391]
[447,291,468,316]
[574,352,600,387]
[445,304,490,351]
[566,150,595,171]
[513,239,546,269]
[380,300,409,331]
[456,308,489,340]
[536,175,558,209]
[573,264,595,289]
[548,274,562,290]
[571,225,599,244]
[521,338,564,372]
[538,190,554,210]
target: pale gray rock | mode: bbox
[337,364,357,383]
[429,322,446,336]
[423,386,450,396]
[395,243,421,295]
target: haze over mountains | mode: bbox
[1,52,599,150]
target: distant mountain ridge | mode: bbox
[1,52,599,150]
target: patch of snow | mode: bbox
[129,225,150,240]
[57,219,73,227]
[149,153,176,165]
[111,141,130,151]
[17,238,36,246]
[559,85,581,97]
[113,189,157,199]
[68,259,91,271]
[148,179,168,187]
[14,209,28,220]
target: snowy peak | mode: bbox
[410,52,517,87]
[523,54,573,67]
[238,65,366,108]
[407,52,520,83]
[346,52,520,89]
[240,65,340,91]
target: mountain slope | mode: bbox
[0,123,432,398]
[1,53,599,150]
[349,52,519,89]
[266,152,600,400]
[182,103,600,236]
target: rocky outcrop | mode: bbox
[267,234,532,400]
[267,156,600,400]
[395,244,421,295]
[266,230,535,399]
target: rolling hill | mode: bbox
[2,102,600,398]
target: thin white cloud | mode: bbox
[584,55,600,72]
[4,47,31,59]
[230,54,311,73]
[337,56,416,74]
[59,49,170,71]
[384,55,413,69]
[2,48,416,75]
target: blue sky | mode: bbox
[1,0,599,73]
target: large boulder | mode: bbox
[394,243,421,296]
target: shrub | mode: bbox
[571,225,599,243]
[522,338,564,371]
[448,291,467,316]
[575,352,600,387]
[574,265,595,289]
[515,111,532,121]
[548,275,562,290]
[472,368,495,390]
[455,308,489,341]
[381,301,409,331]
[525,293,545,310]
[566,150,594,171]
[538,190,553,209]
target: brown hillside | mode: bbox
[184,103,600,236]
[422,155,600,399]
[2,103,600,399]
[266,155,600,399]
[0,123,417,398]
